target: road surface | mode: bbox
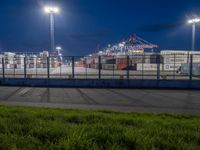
[0,86,200,114]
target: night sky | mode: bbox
[0,0,200,55]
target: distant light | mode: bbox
[119,42,125,47]
[188,18,200,24]
[56,46,62,50]
[44,6,60,14]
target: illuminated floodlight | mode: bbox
[119,42,125,47]
[187,18,200,50]
[188,18,200,24]
[56,46,62,50]
[44,6,60,53]
[44,6,60,14]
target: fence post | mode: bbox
[98,56,101,79]
[85,58,87,79]
[142,54,144,80]
[60,63,62,78]
[189,54,193,80]
[72,56,75,79]
[127,56,130,79]
[36,60,38,78]
[112,56,115,79]
[157,55,160,80]
[47,57,50,79]
[2,58,5,80]
[24,57,27,78]
[173,54,176,80]
[13,59,16,78]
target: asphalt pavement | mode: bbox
[0,86,200,114]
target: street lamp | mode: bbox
[188,18,200,50]
[119,42,125,53]
[56,46,63,62]
[56,46,62,50]
[44,6,60,54]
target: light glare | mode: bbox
[44,6,60,14]
[188,18,200,24]
[56,46,62,50]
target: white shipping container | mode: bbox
[163,64,181,71]
[86,58,93,64]
[102,64,117,70]
[10,64,15,69]
[94,58,99,63]
[5,64,10,69]
[137,64,162,71]
[29,64,36,68]
[189,51,200,54]
[161,50,200,63]
[0,55,3,63]
[17,64,24,69]
[163,55,188,63]
[161,50,188,55]
[193,55,200,63]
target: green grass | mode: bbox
[0,105,200,150]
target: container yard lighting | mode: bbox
[44,6,60,54]
[188,18,200,50]
[188,18,200,24]
[44,6,59,14]
[119,42,125,52]
[56,46,63,62]
[56,46,62,50]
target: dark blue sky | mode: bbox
[0,0,200,55]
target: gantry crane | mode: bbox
[97,34,158,55]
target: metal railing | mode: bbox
[0,54,200,80]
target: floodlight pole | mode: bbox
[188,18,200,51]
[192,23,196,51]
[44,6,59,55]
[50,13,55,54]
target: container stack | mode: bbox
[15,55,25,69]
[4,52,15,69]
[0,54,3,68]
[27,55,37,69]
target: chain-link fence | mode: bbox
[0,54,200,80]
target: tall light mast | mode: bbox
[44,6,60,54]
[188,18,200,51]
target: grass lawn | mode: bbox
[0,105,200,150]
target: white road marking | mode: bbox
[18,88,32,96]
